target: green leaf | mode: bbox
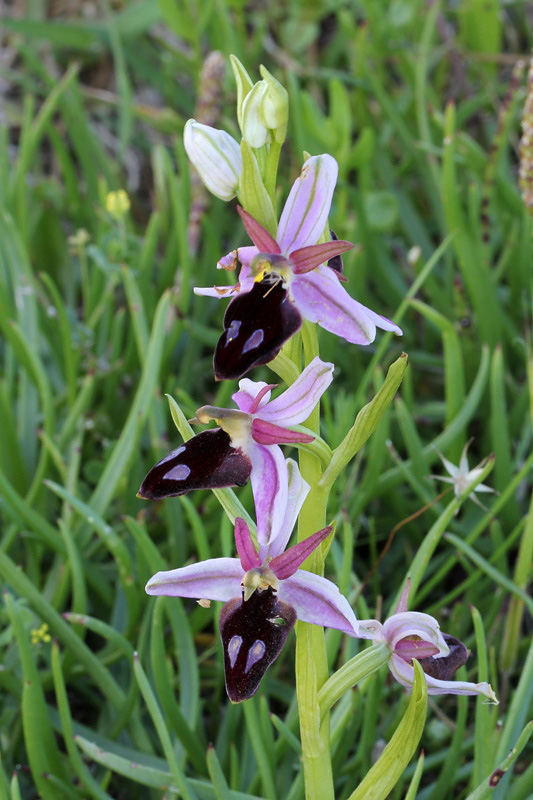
[239,140,277,235]
[320,354,408,490]
[465,721,533,800]
[347,662,427,800]
[4,594,67,800]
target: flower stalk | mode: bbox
[293,321,335,800]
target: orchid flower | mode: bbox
[138,357,333,543]
[358,584,498,701]
[195,154,402,380]
[430,439,495,509]
[146,460,360,702]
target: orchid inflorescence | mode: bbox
[139,54,496,739]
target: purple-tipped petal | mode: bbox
[389,653,498,701]
[234,518,261,571]
[237,206,281,254]
[258,356,334,427]
[251,418,314,445]
[249,442,288,547]
[290,265,402,344]
[290,240,354,274]
[232,380,273,413]
[277,155,338,253]
[263,458,309,560]
[270,526,332,579]
[146,558,243,601]
[278,570,360,636]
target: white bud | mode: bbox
[241,81,270,148]
[259,65,288,143]
[183,119,242,201]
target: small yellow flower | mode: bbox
[68,228,90,250]
[31,623,51,645]
[105,190,130,219]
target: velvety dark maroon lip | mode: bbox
[219,586,297,703]
[213,277,302,381]
[417,634,469,680]
[138,428,251,501]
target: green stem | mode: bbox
[294,321,335,800]
[265,141,282,204]
[318,643,390,720]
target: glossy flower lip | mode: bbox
[195,154,402,380]
[145,461,361,701]
[138,358,333,546]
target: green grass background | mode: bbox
[0,0,531,798]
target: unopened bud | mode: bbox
[241,68,289,148]
[230,55,254,131]
[241,81,270,148]
[183,119,242,201]
[259,65,288,143]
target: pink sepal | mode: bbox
[270,526,332,579]
[237,206,281,254]
[234,517,261,571]
[395,578,411,614]
[251,418,314,446]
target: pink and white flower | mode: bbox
[359,585,498,701]
[195,154,402,380]
[138,357,333,544]
[146,461,360,701]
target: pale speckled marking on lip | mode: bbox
[228,635,242,668]
[245,639,266,673]
[165,464,191,481]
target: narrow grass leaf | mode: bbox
[0,551,125,709]
[207,746,232,800]
[150,597,206,773]
[500,492,533,671]
[133,652,197,800]
[242,699,277,800]
[471,605,495,788]
[321,353,408,490]
[4,593,67,800]
[465,721,533,800]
